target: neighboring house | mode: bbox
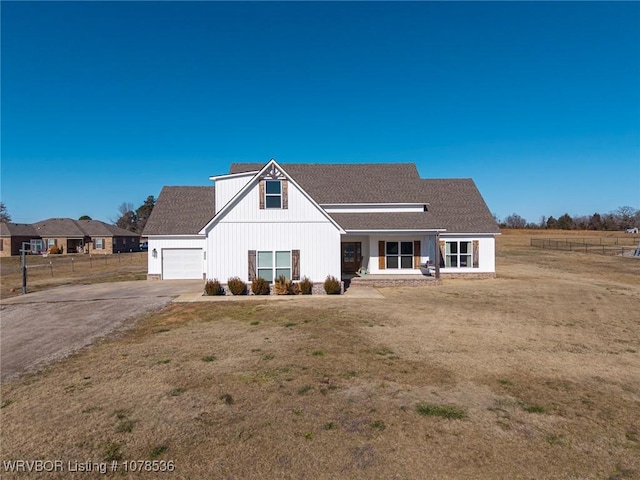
[0,222,39,257]
[0,218,141,256]
[143,159,500,281]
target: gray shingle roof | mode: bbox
[0,222,39,237]
[75,220,139,237]
[32,218,87,237]
[327,179,499,233]
[30,218,139,237]
[2,219,139,238]
[143,186,215,235]
[420,179,500,234]
[230,163,425,204]
[228,163,499,233]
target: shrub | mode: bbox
[227,276,247,295]
[299,276,313,295]
[49,245,62,254]
[251,276,270,295]
[204,279,224,296]
[323,275,341,294]
[274,275,298,295]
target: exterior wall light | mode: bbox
[152,248,157,258]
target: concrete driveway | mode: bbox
[0,280,202,383]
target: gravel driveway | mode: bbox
[0,280,202,383]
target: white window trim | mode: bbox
[265,180,282,209]
[445,240,473,268]
[257,250,291,283]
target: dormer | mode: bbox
[209,170,256,215]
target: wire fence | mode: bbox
[0,251,148,278]
[530,237,640,257]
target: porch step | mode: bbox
[347,275,441,288]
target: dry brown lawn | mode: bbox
[0,252,148,299]
[1,232,639,479]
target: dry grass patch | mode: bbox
[0,252,147,298]
[2,231,639,479]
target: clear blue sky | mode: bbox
[2,1,639,225]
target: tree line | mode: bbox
[499,206,640,230]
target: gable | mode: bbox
[201,160,344,234]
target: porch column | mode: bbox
[434,233,440,279]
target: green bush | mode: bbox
[323,275,341,295]
[204,279,224,296]
[299,276,313,295]
[227,276,247,295]
[251,276,270,295]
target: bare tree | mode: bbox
[504,213,526,229]
[0,202,11,222]
[115,202,138,232]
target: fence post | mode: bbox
[90,255,92,268]
[49,261,54,277]
[72,257,75,272]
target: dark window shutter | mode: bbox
[472,240,479,268]
[248,250,256,280]
[259,181,265,209]
[378,241,385,270]
[292,249,300,280]
[282,179,288,209]
[413,240,421,269]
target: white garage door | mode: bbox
[162,249,203,280]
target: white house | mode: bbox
[143,159,500,282]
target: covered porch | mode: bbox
[340,230,444,281]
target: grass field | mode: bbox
[1,232,639,479]
[0,252,148,299]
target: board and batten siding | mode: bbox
[147,236,206,277]
[367,236,429,275]
[205,178,341,282]
[438,235,495,273]
[214,173,254,214]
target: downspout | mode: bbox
[434,232,440,279]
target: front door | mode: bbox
[341,242,362,273]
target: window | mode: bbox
[31,239,45,254]
[95,238,105,249]
[257,250,291,283]
[445,241,472,268]
[47,239,57,248]
[265,180,282,209]
[386,241,413,269]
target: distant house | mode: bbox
[143,159,500,281]
[0,218,141,256]
[0,223,39,257]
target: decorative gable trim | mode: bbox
[259,163,287,180]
